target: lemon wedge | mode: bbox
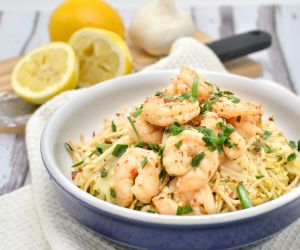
[68,28,132,87]
[12,42,79,104]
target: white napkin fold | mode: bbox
[1,37,300,250]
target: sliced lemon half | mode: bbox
[12,42,79,104]
[69,28,132,87]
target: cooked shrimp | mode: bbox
[191,184,216,214]
[115,148,161,207]
[200,112,223,133]
[172,67,214,101]
[212,97,263,119]
[152,193,178,215]
[228,115,263,139]
[142,96,200,127]
[223,131,247,160]
[161,84,177,96]
[177,148,219,192]
[127,114,163,145]
[163,130,216,176]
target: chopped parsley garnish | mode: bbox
[191,152,205,167]
[227,95,240,103]
[96,143,112,155]
[100,168,107,178]
[155,91,163,96]
[200,98,219,114]
[289,141,297,149]
[262,130,272,140]
[287,153,297,162]
[175,93,196,102]
[176,205,193,215]
[111,120,117,132]
[132,105,143,118]
[197,123,235,153]
[65,142,74,152]
[141,157,148,168]
[135,142,160,152]
[127,116,140,139]
[192,75,199,99]
[71,160,84,168]
[112,144,128,158]
[159,166,167,182]
[169,122,185,136]
[175,140,183,149]
[170,192,174,199]
[255,175,264,179]
[211,87,240,103]
[110,187,116,198]
[298,140,300,152]
[147,210,155,213]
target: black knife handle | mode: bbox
[207,30,272,62]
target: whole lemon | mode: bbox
[49,0,125,42]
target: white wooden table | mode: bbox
[0,3,300,195]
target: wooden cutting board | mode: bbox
[0,31,261,93]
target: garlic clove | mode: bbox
[129,0,196,56]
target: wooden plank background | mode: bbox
[0,4,299,195]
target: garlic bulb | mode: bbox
[129,0,195,56]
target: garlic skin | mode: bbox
[129,0,196,56]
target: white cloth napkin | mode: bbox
[1,37,300,250]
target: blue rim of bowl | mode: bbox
[40,70,300,226]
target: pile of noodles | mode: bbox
[67,109,300,215]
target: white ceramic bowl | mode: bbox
[41,70,300,249]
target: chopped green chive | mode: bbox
[88,150,96,158]
[176,205,193,215]
[289,141,297,149]
[170,192,174,199]
[110,187,116,198]
[127,116,140,139]
[191,152,205,167]
[175,140,183,149]
[258,140,272,153]
[141,157,148,168]
[96,143,112,155]
[287,153,297,162]
[111,121,117,132]
[132,106,143,118]
[192,75,199,99]
[255,175,264,179]
[112,144,128,158]
[298,140,300,152]
[65,142,74,152]
[169,123,185,136]
[237,183,252,209]
[100,168,107,178]
[262,130,272,140]
[71,160,84,168]
[147,210,155,213]
[158,146,165,157]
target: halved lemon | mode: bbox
[68,28,132,87]
[12,42,79,104]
